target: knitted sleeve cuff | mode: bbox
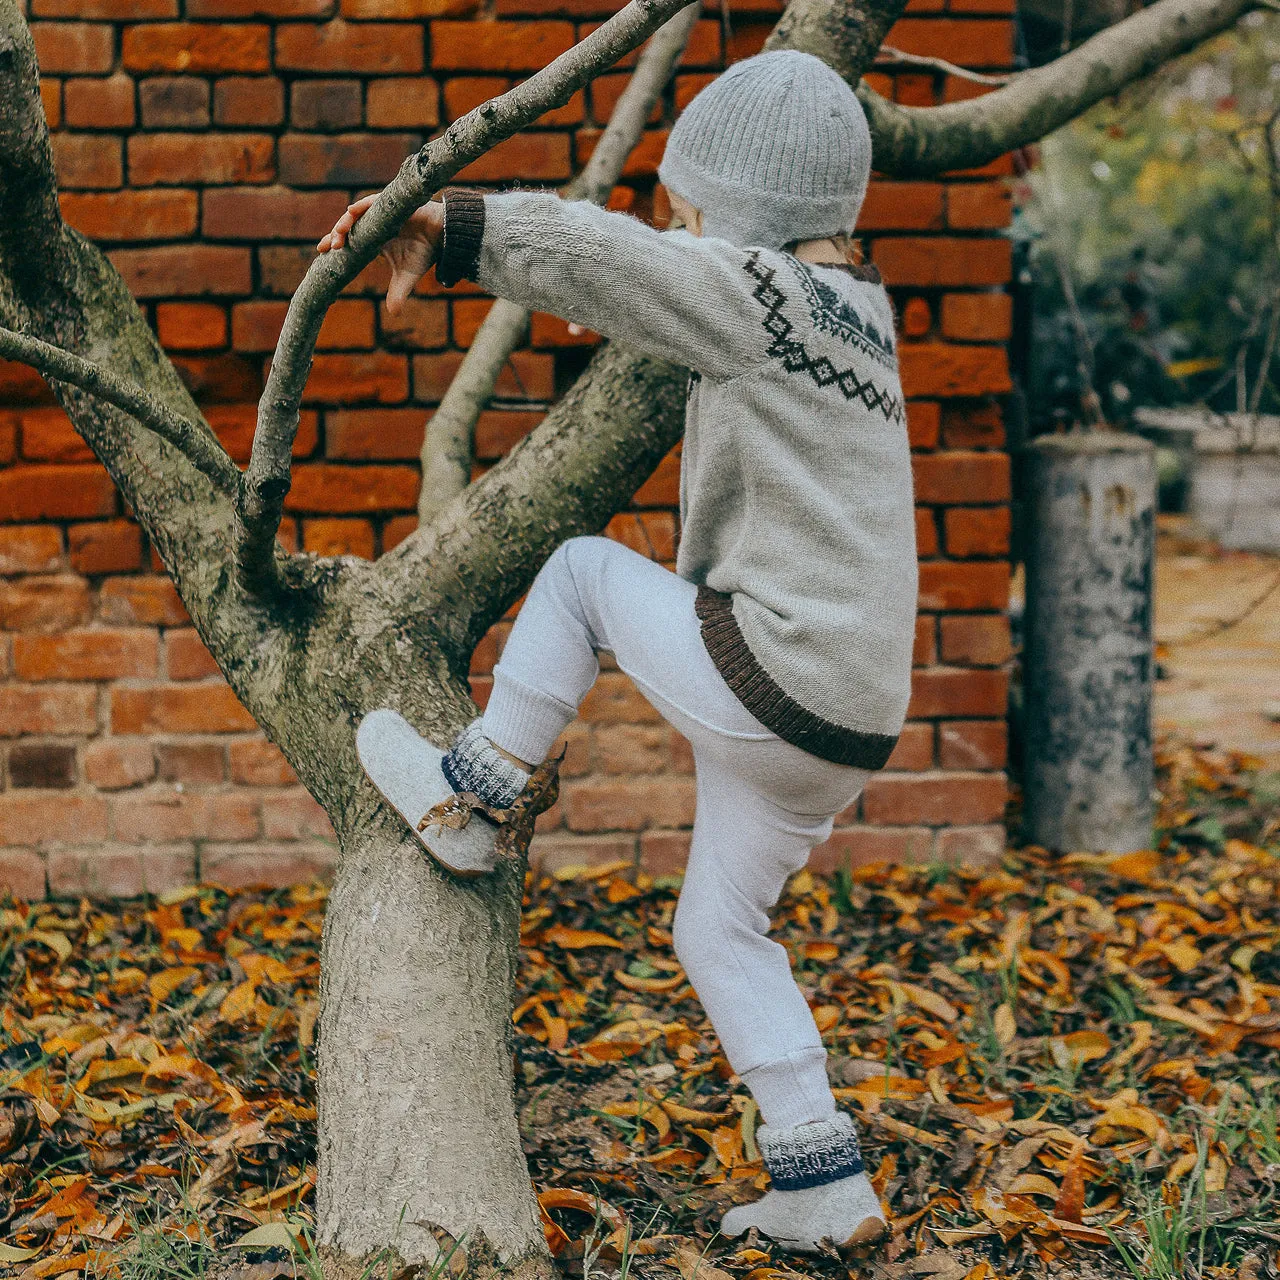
[436,187,486,288]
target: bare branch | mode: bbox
[415,1,702,525]
[764,0,910,84]
[863,0,1265,178]
[0,325,242,495]
[238,0,702,593]
[873,46,1013,86]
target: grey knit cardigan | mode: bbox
[438,190,917,770]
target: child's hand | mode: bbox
[317,195,444,319]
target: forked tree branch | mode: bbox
[0,325,241,495]
[862,0,1266,177]
[415,0,702,525]
[239,0,702,593]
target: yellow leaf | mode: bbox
[219,979,258,1023]
[542,924,624,950]
[27,929,71,963]
[149,965,200,1007]
[1105,850,1163,881]
[232,1222,302,1250]
[994,1002,1017,1047]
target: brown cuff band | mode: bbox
[436,187,486,288]
[695,586,900,770]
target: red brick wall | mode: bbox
[0,0,1015,898]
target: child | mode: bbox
[323,49,917,1253]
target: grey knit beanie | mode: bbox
[658,49,872,250]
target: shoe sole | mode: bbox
[356,708,498,877]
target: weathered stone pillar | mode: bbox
[1022,433,1156,852]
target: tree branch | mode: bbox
[863,0,1265,178]
[238,0,702,593]
[415,0,703,525]
[0,324,242,495]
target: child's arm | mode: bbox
[320,189,771,382]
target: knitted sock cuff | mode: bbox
[441,717,530,809]
[757,1111,865,1190]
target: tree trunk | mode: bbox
[316,814,550,1275]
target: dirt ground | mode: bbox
[1155,516,1280,767]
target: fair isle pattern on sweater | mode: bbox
[744,251,905,425]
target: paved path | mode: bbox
[1155,519,1280,766]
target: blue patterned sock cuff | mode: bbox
[442,718,530,809]
[758,1112,866,1190]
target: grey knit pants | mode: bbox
[482,536,870,1128]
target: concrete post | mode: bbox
[1022,432,1156,852]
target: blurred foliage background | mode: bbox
[1014,10,1280,431]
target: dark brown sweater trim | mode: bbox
[694,586,900,770]
[436,187,486,288]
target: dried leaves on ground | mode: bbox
[2,739,1278,1280]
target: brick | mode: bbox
[914,614,936,666]
[443,75,506,120]
[63,75,136,129]
[262,790,333,840]
[942,401,1004,449]
[31,23,114,73]
[0,414,14,464]
[277,21,424,72]
[912,451,1010,503]
[33,0,175,15]
[323,409,425,460]
[413,351,553,400]
[939,720,1007,770]
[605,511,675,561]
[862,771,1005,826]
[366,76,441,128]
[858,182,944,232]
[40,78,61,129]
[0,850,46,900]
[0,686,97,738]
[450,297,491,347]
[229,738,298,785]
[380,515,417,551]
[8,744,76,789]
[123,24,271,73]
[948,182,1013,229]
[48,845,196,897]
[562,776,695,832]
[68,521,142,575]
[289,352,408,403]
[202,186,340,240]
[136,77,209,129]
[942,74,994,104]
[16,407,90,462]
[52,134,123,189]
[82,738,155,790]
[156,302,228,351]
[906,400,940,450]
[214,76,285,125]
[284,463,419,512]
[884,721,934,771]
[14,628,159,681]
[723,19,767,61]
[0,574,92,631]
[188,0,335,13]
[202,842,337,888]
[344,0,475,16]
[0,526,63,576]
[894,71,937,106]
[934,824,1005,866]
[900,343,1011,397]
[941,292,1012,341]
[60,189,199,242]
[170,353,261,402]
[155,742,226,785]
[231,298,374,352]
[590,71,660,125]
[595,723,668,775]
[938,614,1012,666]
[944,506,1010,556]
[291,79,362,130]
[810,826,933,874]
[633,445,680,506]
[110,791,258,842]
[915,507,938,557]
[901,296,932,339]
[883,19,1013,67]
[574,127,665,179]
[873,237,1010,287]
[206,404,318,462]
[474,409,542,458]
[302,517,375,557]
[279,131,420,185]
[530,832,636,876]
[579,671,661,724]
[0,795,108,846]
[432,19,574,69]
[919,561,1008,611]
[109,245,252,297]
[111,684,255,735]
[381,298,449,350]
[908,667,1008,719]
[165,629,220,680]
[98,576,189,626]
[129,133,274,185]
